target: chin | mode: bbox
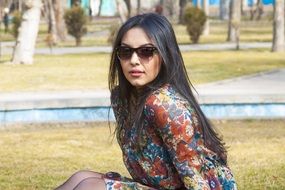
[131,82,145,88]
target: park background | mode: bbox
[0,0,285,189]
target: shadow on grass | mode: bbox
[0,58,11,64]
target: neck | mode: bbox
[134,86,145,96]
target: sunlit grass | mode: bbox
[0,53,110,92]
[1,49,285,92]
[0,120,284,189]
[219,120,285,189]
[184,49,285,84]
[0,122,127,190]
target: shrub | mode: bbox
[183,6,206,44]
[107,23,120,44]
[64,5,87,46]
[11,11,22,38]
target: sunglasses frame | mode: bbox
[116,46,158,61]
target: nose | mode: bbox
[130,51,140,66]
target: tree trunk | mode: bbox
[256,0,264,20]
[12,0,42,64]
[179,0,187,24]
[98,0,103,16]
[219,0,230,20]
[54,0,67,42]
[19,0,23,12]
[162,0,179,22]
[137,0,141,14]
[227,0,241,43]
[116,0,128,23]
[123,0,131,17]
[47,0,58,44]
[202,0,209,36]
[250,0,264,20]
[272,0,285,52]
[241,0,245,16]
[76,37,81,46]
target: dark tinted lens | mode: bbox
[117,46,157,61]
[117,47,133,60]
[137,47,156,59]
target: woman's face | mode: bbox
[118,27,162,89]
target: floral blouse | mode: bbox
[110,84,237,190]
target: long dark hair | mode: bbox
[108,13,227,165]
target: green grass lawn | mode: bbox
[1,49,285,92]
[0,120,284,190]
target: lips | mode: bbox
[129,69,145,77]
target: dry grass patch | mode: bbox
[0,120,284,189]
[1,49,285,92]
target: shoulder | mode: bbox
[144,84,193,123]
[145,84,187,107]
[144,85,200,133]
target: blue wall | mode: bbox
[1,103,285,124]
[193,0,273,6]
[100,0,116,16]
[81,0,90,11]
[67,0,91,14]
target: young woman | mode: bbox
[55,13,237,190]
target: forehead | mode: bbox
[121,27,154,47]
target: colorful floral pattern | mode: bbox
[110,84,237,190]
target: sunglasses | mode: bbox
[116,46,158,61]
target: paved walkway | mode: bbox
[1,68,284,111]
[0,41,272,55]
[195,68,285,104]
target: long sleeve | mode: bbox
[145,90,212,190]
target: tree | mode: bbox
[97,0,103,16]
[227,0,241,49]
[162,0,179,22]
[11,11,22,38]
[220,0,230,20]
[43,0,67,50]
[64,5,87,46]
[123,0,131,17]
[272,0,285,52]
[54,0,67,41]
[183,6,206,44]
[136,0,141,14]
[250,0,264,20]
[202,0,209,35]
[11,0,42,64]
[44,0,57,45]
[179,0,188,23]
[116,0,128,23]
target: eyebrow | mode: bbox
[120,43,155,48]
